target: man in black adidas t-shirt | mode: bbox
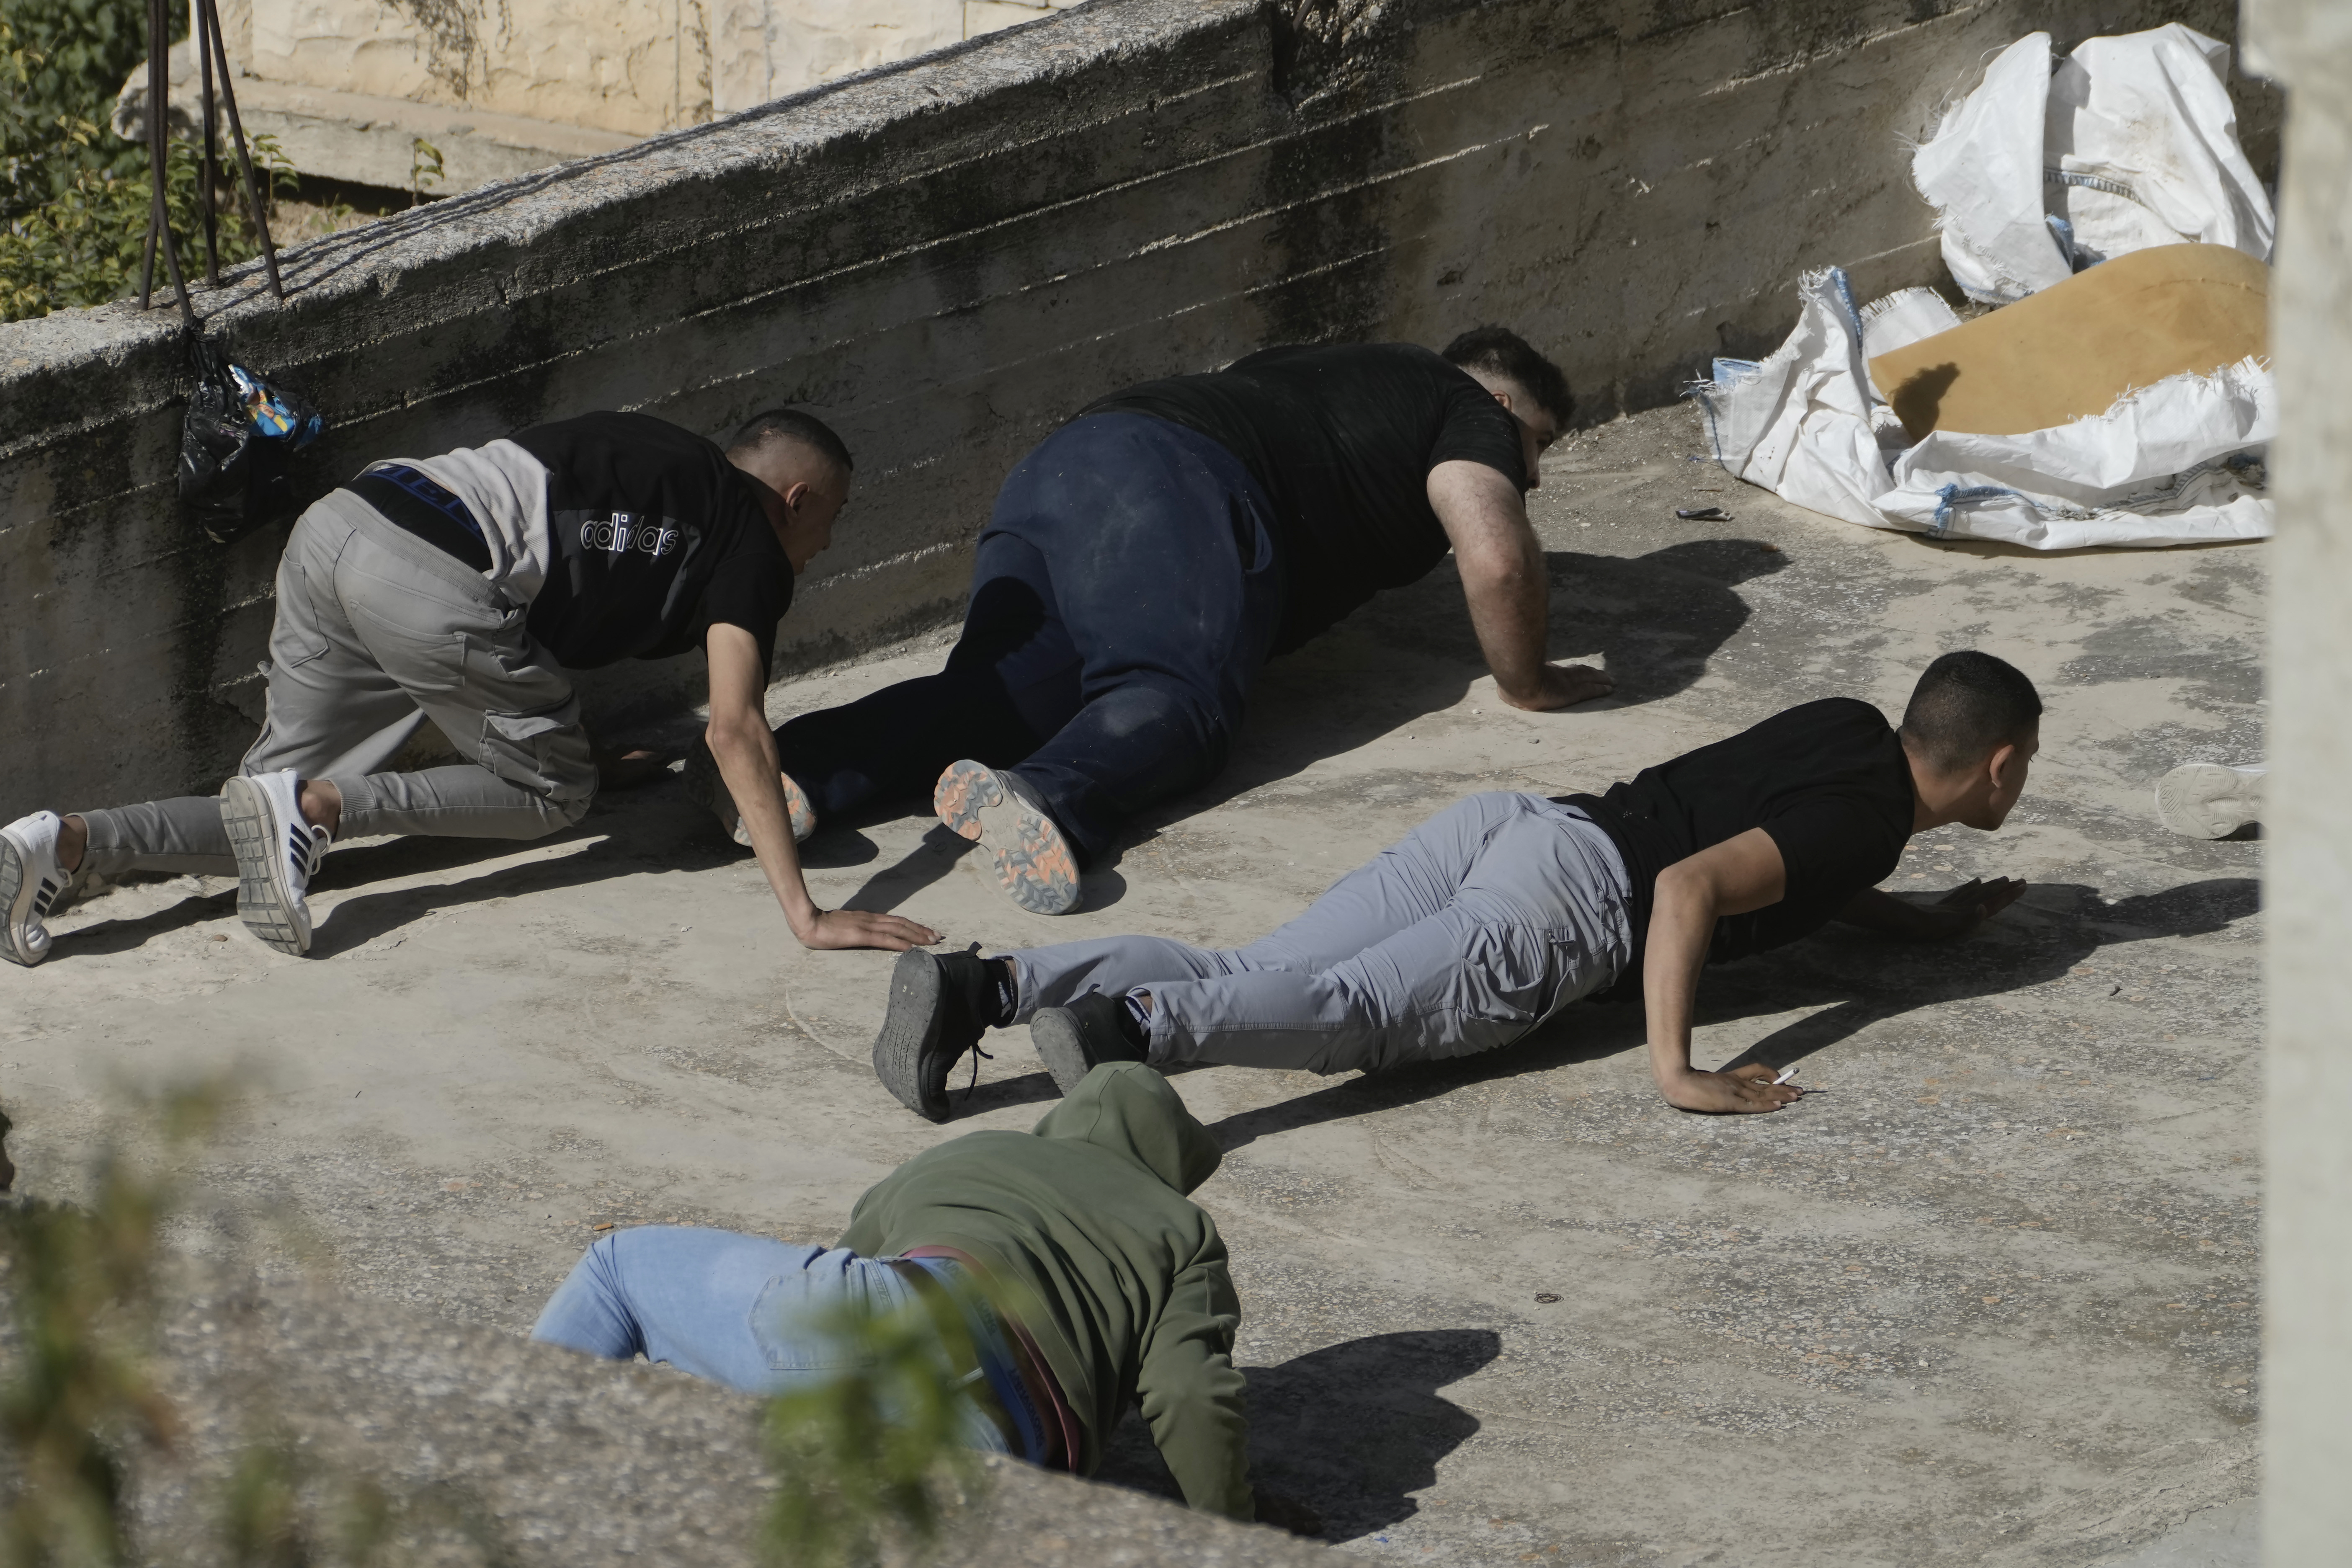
[695,328,1613,945]
[0,409,937,964]
[869,652,2039,1122]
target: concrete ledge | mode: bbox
[116,46,642,193]
[0,1258,1336,1566]
[0,0,2267,811]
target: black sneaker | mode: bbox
[1029,993,1148,1098]
[872,948,998,1122]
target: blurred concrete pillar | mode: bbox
[2249,0,2352,1561]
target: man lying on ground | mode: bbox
[1,410,936,965]
[688,328,1612,917]
[530,1063,1251,1520]
[871,651,2038,1120]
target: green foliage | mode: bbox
[0,0,160,216]
[0,119,299,321]
[762,1300,984,1568]
[1,8,299,321]
[406,137,442,206]
[0,1079,224,1568]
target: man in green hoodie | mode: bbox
[528,1063,1251,1520]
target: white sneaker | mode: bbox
[2155,763,2265,840]
[220,771,329,955]
[0,811,72,967]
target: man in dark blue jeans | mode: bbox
[691,334,1609,1088]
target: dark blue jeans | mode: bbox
[774,414,1283,863]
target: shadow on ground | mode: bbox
[1091,1328,1500,1542]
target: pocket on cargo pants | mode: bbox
[459,617,594,809]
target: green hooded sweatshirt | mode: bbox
[836,1063,1250,1520]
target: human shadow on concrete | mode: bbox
[1203,877,2258,1147]
[1090,1328,1499,1541]
[1710,876,2262,1075]
[42,795,732,962]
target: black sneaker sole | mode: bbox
[221,776,310,956]
[1028,1007,1096,1098]
[873,949,952,1122]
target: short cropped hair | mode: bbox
[727,407,854,473]
[1440,326,1574,427]
[1901,651,2043,771]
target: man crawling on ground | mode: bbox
[870,650,2039,1120]
[531,1063,1254,1521]
[2,409,936,964]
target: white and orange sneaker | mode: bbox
[221,770,330,955]
[934,760,1081,916]
[682,740,817,847]
[0,811,73,967]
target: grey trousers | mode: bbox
[75,493,595,879]
[1009,792,1635,1076]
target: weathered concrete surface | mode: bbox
[2091,1500,2254,1567]
[2242,0,2352,1563]
[124,0,1088,186]
[0,402,2264,1564]
[0,0,2276,819]
[0,1258,1337,1566]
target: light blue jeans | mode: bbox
[1012,792,1633,1075]
[531,1226,1033,1457]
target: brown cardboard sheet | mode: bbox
[1870,243,2269,440]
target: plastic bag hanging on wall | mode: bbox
[178,337,324,543]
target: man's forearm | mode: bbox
[707,716,819,934]
[1641,874,1713,1094]
[1459,539,1550,699]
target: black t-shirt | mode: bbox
[1083,343,1527,652]
[1564,698,1916,1000]
[508,412,793,671]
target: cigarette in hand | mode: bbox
[1772,1066,1799,1086]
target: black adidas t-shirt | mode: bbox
[509,412,793,671]
[1084,343,1527,652]
[1565,698,1916,999]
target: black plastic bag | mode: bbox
[178,336,325,543]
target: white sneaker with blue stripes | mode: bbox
[0,810,72,967]
[222,770,330,955]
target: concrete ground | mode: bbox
[0,402,2263,1566]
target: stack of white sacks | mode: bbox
[1697,24,2275,550]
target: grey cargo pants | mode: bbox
[75,492,595,878]
[1008,792,1635,1076]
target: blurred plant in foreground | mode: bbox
[0,1077,225,1568]
[761,1299,985,1568]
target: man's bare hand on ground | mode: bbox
[1663,1062,1803,1114]
[1899,877,2029,941]
[789,908,939,953]
[1498,662,1614,712]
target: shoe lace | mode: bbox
[960,1043,995,1105]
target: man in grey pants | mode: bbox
[870,652,2043,1121]
[1,410,937,964]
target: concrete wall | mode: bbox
[2250,0,2352,1560]
[206,0,1084,137]
[0,0,2269,814]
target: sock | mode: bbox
[985,957,1017,1029]
[1117,992,1151,1051]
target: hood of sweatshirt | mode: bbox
[1028,1062,1221,1196]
